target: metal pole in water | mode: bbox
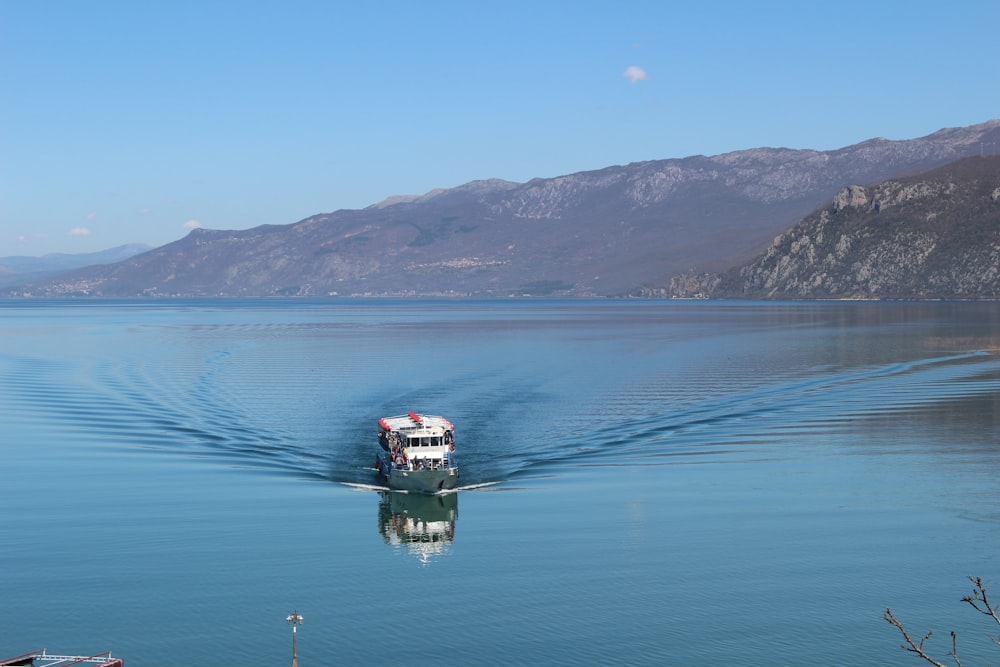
[286,610,304,667]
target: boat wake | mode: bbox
[341,481,500,494]
[495,350,1000,476]
[342,481,390,493]
[7,320,997,492]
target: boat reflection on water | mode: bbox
[377,491,457,562]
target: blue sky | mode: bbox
[2,1,998,256]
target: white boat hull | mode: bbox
[376,451,459,493]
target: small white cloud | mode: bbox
[183,219,202,230]
[623,65,649,83]
[86,212,97,221]
[69,226,91,236]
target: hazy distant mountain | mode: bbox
[657,156,1000,299]
[11,120,1000,297]
[0,244,151,289]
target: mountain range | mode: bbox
[657,155,1000,299]
[9,120,1000,298]
[0,244,150,290]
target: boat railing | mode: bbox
[391,456,455,472]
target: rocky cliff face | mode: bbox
[679,156,1000,299]
[12,120,1000,297]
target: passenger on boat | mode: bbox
[392,445,408,467]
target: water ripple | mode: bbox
[4,316,998,491]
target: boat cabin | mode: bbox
[378,413,455,469]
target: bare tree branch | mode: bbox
[886,577,1000,665]
[961,576,1000,646]
[962,577,1000,624]
[883,607,953,667]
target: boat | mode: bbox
[375,412,459,493]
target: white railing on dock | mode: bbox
[1,650,122,667]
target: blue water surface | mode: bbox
[1,299,999,665]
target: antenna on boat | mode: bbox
[286,610,304,667]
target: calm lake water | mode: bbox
[1,299,999,666]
